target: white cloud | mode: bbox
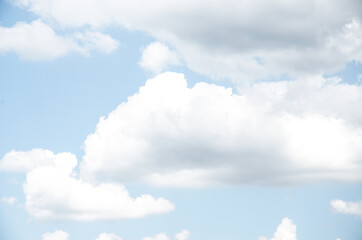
[330,199,362,217]
[9,0,362,80]
[96,233,123,240]
[40,231,187,240]
[271,218,297,240]
[10,149,174,221]
[42,230,69,240]
[0,20,118,60]
[260,218,297,240]
[142,233,170,240]
[174,230,190,240]
[0,148,62,172]
[0,196,17,205]
[142,230,190,240]
[73,31,119,55]
[80,72,362,187]
[139,42,181,74]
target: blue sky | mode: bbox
[1,0,362,240]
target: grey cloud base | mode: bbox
[10,0,362,80]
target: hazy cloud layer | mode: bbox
[10,0,362,80]
[0,20,118,60]
[80,72,362,187]
[0,196,17,205]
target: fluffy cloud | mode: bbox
[42,230,69,240]
[259,218,297,240]
[80,72,362,187]
[174,230,190,240]
[139,42,181,74]
[271,218,297,240]
[330,199,362,217]
[0,148,63,172]
[7,149,174,221]
[142,230,190,240]
[0,20,118,60]
[96,233,123,240]
[41,231,188,240]
[142,233,170,240]
[0,196,17,205]
[9,0,362,80]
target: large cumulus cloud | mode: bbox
[80,72,362,187]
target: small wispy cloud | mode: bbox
[0,20,119,61]
[0,196,17,205]
[330,199,362,217]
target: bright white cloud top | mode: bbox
[96,233,123,240]
[42,230,69,240]
[0,148,59,172]
[79,72,362,187]
[9,0,362,80]
[330,199,362,217]
[139,42,180,74]
[259,218,297,240]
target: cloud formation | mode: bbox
[42,230,69,240]
[96,233,123,240]
[41,230,188,240]
[142,230,190,240]
[174,230,190,240]
[9,0,362,80]
[330,199,362,217]
[80,72,362,187]
[142,233,170,240]
[1,149,174,221]
[139,42,180,74]
[1,72,361,220]
[259,218,297,240]
[0,148,63,172]
[0,20,118,60]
